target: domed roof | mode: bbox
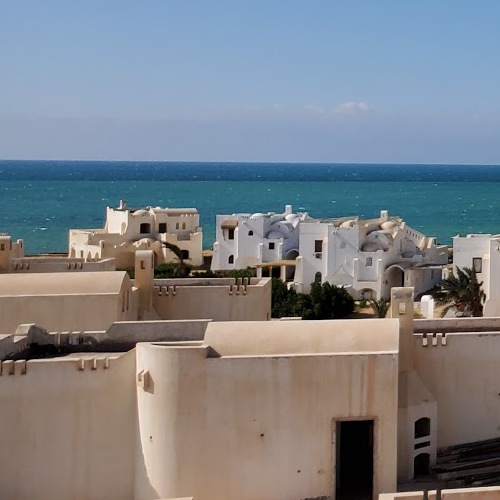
[340,219,357,228]
[132,209,150,217]
[380,221,397,231]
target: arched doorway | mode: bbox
[414,453,430,478]
[284,249,299,280]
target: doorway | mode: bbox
[336,420,374,500]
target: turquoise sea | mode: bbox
[2,160,500,254]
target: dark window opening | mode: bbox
[315,271,322,283]
[228,229,235,240]
[336,420,373,500]
[159,223,167,233]
[181,250,189,260]
[414,453,430,478]
[140,223,151,234]
[473,257,482,273]
[228,255,234,264]
[269,242,275,250]
[315,239,323,253]
[248,230,254,236]
[0,244,4,251]
[414,417,431,439]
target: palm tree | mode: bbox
[369,298,391,318]
[162,241,190,278]
[433,266,485,317]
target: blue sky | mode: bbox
[2,1,500,163]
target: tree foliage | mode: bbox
[271,279,354,320]
[433,266,485,317]
[369,298,391,318]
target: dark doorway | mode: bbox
[336,420,374,500]
[414,453,430,478]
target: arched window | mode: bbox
[228,255,234,264]
[414,417,431,439]
[176,223,180,230]
[248,230,254,236]
[182,222,186,230]
[315,271,322,283]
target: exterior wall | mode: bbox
[412,331,500,447]
[69,203,203,269]
[152,278,272,321]
[0,276,138,334]
[0,234,25,271]
[404,267,444,297]
[0,292,136,333]
[135,342,399,500]
[380,486,500,499]
[8,257,116,273]
[0,350,136,500]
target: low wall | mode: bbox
[414,317,500,334]
[152,278,272,322]
[380,486,500,499]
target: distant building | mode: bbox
[0,233,25,272]
[211,204,308,272]
[69,200,203,269]
[294,210,448,297]
[212,206,448,299]
[453,233,500,316]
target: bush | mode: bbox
[271,279,354,320]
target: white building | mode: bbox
[211,204,308,272]
[294,210,449,297]
[212,205,448,299]
[69,200,203,269]
[453,233,500,316]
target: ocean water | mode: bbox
[2,160,500,254]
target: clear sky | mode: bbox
[2,1,500,163]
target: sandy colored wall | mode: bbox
[412,332,500,447]
[152,280,271,322]
[0,350,136,500]
[0,294,126,333]
[135,343,398,500]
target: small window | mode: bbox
[176,223,180,230]
[228,229,235,240]
[248,230,254,236]
[228,255,234,264]
[415,418,431,439]
[269,242,275,250]
[159,223,167,233]
[181,250,189,259]
[473,257,482,273]
[314,240,323,253]
[0,244,4,251]
[141,260,146,270]
[140,223,151,234]
[182,222,186,230]
[366,257,373,266]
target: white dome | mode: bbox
[132,209,149,217]
[285,213,298,222]
[340,219,357,228]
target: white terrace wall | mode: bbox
[8,257,116,273]
[135,342,399,500]
[412,331,500,447]
[152,278,272,321]
[0,350,136,500]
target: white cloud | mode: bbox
[336,101,373,113]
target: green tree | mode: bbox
[305,282,355,319]
[433,266,485,317]
[369,298,391,318]
[161,241,190,277]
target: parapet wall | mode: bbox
[152,277,272,321]
[415,317,500,334]
[380,486,500,499]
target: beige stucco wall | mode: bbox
[0,350,136,500]
[152,278,272,322]
[135,338,399,500]
[412,332,500,447]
